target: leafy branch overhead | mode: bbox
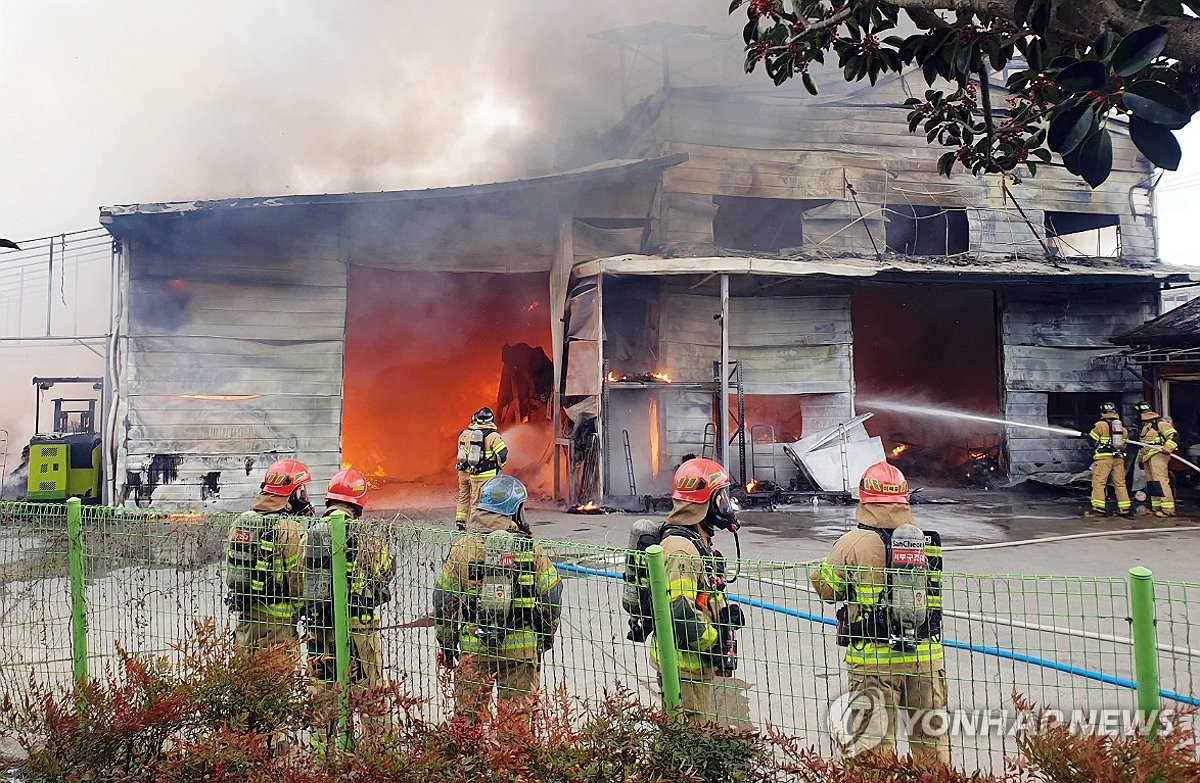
[730,0,1200,187]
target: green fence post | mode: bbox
[329,509,353,749]
[67,497,88,685]
[645,543,682,713]
[1129,565,1161,735]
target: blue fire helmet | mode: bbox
[477,475,528,518]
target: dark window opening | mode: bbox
[885,204,970,255]
[713,196,807,253]
[1047,392,1114,433]
[1044,212,1120,257]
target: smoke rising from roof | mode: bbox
[1,1,738,238]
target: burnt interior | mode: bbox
[852,284,1002,481]
[342,267,553,504]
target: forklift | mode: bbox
[26,377,104,504]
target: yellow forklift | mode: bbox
[26,377,104,504]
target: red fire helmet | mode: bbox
[326,468,368,507]
[859,461,909,505]
[260,459,312,497]
[672,457,732,504]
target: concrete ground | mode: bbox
[2,486,1197,773]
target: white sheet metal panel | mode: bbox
[729,296,852,395]
[661,293,720,382]
[120,247,347,510]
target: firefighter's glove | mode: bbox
[718,603,746,630]
[437,645,458,670]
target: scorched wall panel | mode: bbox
[1001,287,1157,481]
[118,242,347,510]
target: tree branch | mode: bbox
[887,0,1200,69]
[803,5,856,35]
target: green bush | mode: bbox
[2,629,1196,783]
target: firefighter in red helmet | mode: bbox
[305,468,396,743]
[646,457,745,722]
[811,461,949,766]
[226,458,313,651]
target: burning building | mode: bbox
[98,26,1192,509]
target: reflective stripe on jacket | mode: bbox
[649,526,722,679]
[1139,418,1178,461]
[811,504,944,668]
[432,511,562,662]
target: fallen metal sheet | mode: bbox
[784,413,885,497]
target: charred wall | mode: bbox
[117,234,347,509]
[1001,285,1158,482]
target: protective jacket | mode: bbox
[649,500,729,680]
[456,424,508,477]
[811,503,944,668]
[1089,416,1126,460]
[227,494,306,620]
[318,501,396,630]
[433,510,562,662]
[1139,416,1178,463]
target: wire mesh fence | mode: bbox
[0,499,1195,774]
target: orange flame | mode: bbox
[649,397,660,478]
[890,443,909,458]
[650,372,672,383]
[171,394,262,401]
[576,500,600,511]
[607,371,618,383]
[526,301,539,313]
[746,478,758,493]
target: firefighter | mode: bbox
[226,459,313,652]
[1086,402,1132,518]
[454,407,509,530]
[1136,401,1179,517]
[811,461,949,766]
[433,475,562,720]
[305,468,396,743]
[651,457,745,723]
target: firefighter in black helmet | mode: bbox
[454,407,509,530]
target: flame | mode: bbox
[576,500,600,511]
[650,372,672,383]
[171,394,262,401]
[166,512,203,523]
[341,461,351,470]
[607,371,619,383]
[746,478,758,492]
[649,397,660,478]
[890,443,909,458]
[525,301,539,313]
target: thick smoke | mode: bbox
[1,1,739,238]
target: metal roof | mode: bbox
[100,155,687,226]
[1115,295,1200,345]
[574,253,1198,283]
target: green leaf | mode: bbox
[1032,148,1053,162]
[743,18,758,45]
[1076,128,1114,188]
[729,0,744,13]
[1055,60,1107,95]
[937,151,956,177]
[802,72,818,95]
[1123,81,1193,129]
[1111,26,1168,77]
[1014,0,1037,25]
[1129,116,1182,170]
[922,58,939,86]
[1048,104,1096,154]
[1091,30,1116,58]
[1031,0,1051,37]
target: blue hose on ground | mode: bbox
[553,561,1200,708]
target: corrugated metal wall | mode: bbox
[1002,287,1158,482]
[116,240,347,510]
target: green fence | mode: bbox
[0,498,1195,773]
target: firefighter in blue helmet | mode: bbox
[433,475,562,719]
